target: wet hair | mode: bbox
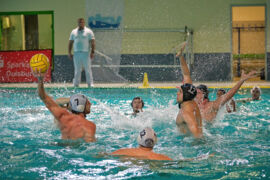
[197,84,209,99]
[131,97,144,108]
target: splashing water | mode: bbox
[0,88,269,179]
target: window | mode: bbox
[0,11,53,51]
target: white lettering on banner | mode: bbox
[6,71,32,77]
[7,61,29,69]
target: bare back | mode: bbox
[57,110,96,142]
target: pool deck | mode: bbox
[1,81,270,88]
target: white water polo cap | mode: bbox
[69,94,88,113]
[137,127,157,148]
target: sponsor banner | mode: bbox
[0,49,52,82]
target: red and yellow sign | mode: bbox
[0,49,52,82]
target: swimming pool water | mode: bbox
[0,87,269,179]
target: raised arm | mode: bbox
[213,70,257,109]
[33,70,69,121]
[176,42,192,84]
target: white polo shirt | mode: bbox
[69,27,95,52]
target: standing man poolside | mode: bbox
[195,70,257,122]
[32,69,96,142]
[175,43,202,138]
[68,18,96,88]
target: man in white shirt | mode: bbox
[68,18,95,87]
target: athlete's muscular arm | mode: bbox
[176,42,192,84]
[34,71,69,121]
[213,70,257,110]
[55,97,70,108]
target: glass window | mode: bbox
[0,12,53,51]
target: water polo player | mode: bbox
[195,70,257,122]
[175,42,202,138]
[110,127,172,160]
[32,68,96,142]
[131,96,144,115]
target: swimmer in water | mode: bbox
[237,86,262,103]
[175,42,202,138]
[110,127,172,160]
[131,97,144,115]
[195,70,257,123]
[32,68,96,142]
[216,89,236,113]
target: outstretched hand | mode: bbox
[240,70,258,81]
[31,68,46,81]
[176,42,187,57]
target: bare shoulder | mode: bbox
[84,119,96,130]
[151,152,172,161]
[111,148,134,155]
[185,101,199,111]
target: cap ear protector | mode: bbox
[131,97,144,108]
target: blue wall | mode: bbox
[52,53,233,82]
[191,53,231,81]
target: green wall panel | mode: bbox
[0,0,268,54]
[123,0,267,54]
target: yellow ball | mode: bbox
[29,53,50,73]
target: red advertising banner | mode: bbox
[0,49,52,82]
